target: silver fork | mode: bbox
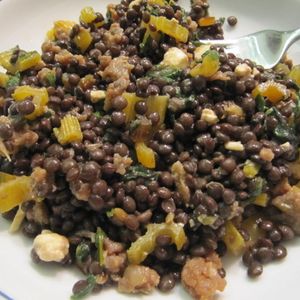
[200,28,300,69]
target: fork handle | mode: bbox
[198,39,237,46]
[288,28,300,45]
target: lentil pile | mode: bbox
[1,0,300,299]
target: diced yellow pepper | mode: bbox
[135,142,156,169]
[0,172,16,184]
[243,160,260,179]
[80,7,97,24]
[252,80,288,104]
[146,95,169,127]
[123,93,143,123]
[73,28,93,53]
[0,49,41,74]
[0,73,9,88]
[198,16,216,27]
[223,220,246,256]
[53,20,76,38]
[253,193,269,207]
[46,28,55,41]
[0,176,32,213]
[13,86,49,120]
[149,16,189,43]
[127,222,187,264]
[110,207,128,222]
[288,65,300,86]
[190,50,220,78]
[53,115,83,145]
[9,205,25,233]
[241,215,264,246]
[148,0,166,5]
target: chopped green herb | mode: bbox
[71,274,96,300]
[6,73,20,88]
[123,165,159,181]
[46,72,56,86]
[75,242,90,264]
[218,17,226,25]
[256,94,266,112]
[93,111,102,118]
[106,210,114,218]
[249,177,266,197]
[293,94,300,131]
[267,107,298,143]
[95,227,106,266]
[147,66,181,84]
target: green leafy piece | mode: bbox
[249,177,266,197]
[95,227,106,266]
[123,165,159,181]
[6,73,20,88]
[93,111,102,118]
[75,242,90,264]
[106,210,114,218]
[256,94,266,112]
[293,94,300,131]
[46,72,56,86]
[268,107,297,143]
[147,66,181,84]
[71,274,96,300]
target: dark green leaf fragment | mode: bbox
[6,73,20,88]
[75,242,90,264]
[123,165,159,181]
[71,274,96,300]
[95,227,106,266]
[147,66,181,84]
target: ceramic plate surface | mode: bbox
[0,0,299,299]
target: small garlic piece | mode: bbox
[200,108,219,125]
[90,90,106,103]
[33,230,69,262]
[234,63,252,78]
[225,141,244,151]
[162,47,189,70]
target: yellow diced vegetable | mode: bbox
[253,193,269,207]
[0,176,32,213]
[53,115,83,145]
[148,0,166,5]
[198,16,216,27]
[13,86,49,120]
[288,65,300,85]
[123,93,143,123]
[73,28,93,53]
[46,28,55,41]
[53,20,76,38]
[149,16,189,43]
[190,50,220,78]
[127,221,187,264]
[241,215,264,246]
[110,207,128,222]
[252,80,288,104]
[0,48,41,74]
[223,220,246,255]
[80,7,97,24]
[146,95,169,127]
[135,142,156,169]
[243,160,260,178]
[0,172,16,184]
[9,205,25,233]
[224,103,245,117]
[0,73,9,88]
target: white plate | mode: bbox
[0,0,300,299]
